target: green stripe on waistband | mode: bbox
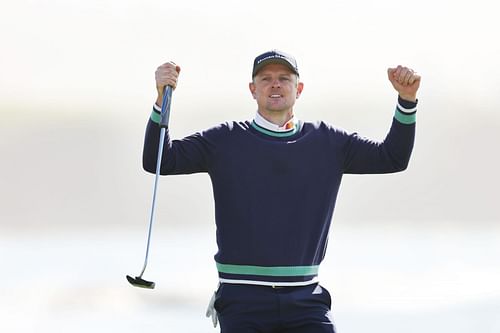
[394,108,416,125]
[216,263,319,276]
[150,109,161,124]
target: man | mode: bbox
[143,50,420,332]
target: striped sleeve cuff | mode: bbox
[150,104,161,124]
[394,96,417,124]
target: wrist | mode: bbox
[399,94,417,103]
[155,94,163,107]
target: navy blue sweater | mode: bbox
[143,98,416,284]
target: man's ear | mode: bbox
[296,82,304,99]
[249,82,257,99]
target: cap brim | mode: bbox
[252,59,299,77]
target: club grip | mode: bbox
[159,86,173,128]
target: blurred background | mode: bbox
[1,0,499,332]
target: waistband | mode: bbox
[216,262,320,286]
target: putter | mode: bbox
[127,85,173,289]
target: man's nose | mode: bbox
[271,79,281,88]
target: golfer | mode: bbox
[143,50,420,332]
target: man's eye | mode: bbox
[280,77,290,81]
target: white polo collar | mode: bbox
[254,111,298,133]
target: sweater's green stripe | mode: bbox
[216,263,319,276]
[394,108,416,125]
[150,110,161,124]
[251,121,299,138]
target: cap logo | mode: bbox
[257,54,288,65]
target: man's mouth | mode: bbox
[270,94,282,98]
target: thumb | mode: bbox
[169,61,181,74]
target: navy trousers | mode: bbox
[214,283,336,333]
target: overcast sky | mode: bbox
[2,0,499,113]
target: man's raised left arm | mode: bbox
[342,65,421,174]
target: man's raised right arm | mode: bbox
[142,62,214,175]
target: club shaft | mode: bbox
[138,86,172,278]
[139,127,166,277]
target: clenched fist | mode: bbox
[387,65,421,102]
[155,62,181,106]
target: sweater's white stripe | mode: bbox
[219,276,319,287]
[397,102,417,114]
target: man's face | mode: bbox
[249,63,303,115]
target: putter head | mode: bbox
[126,275,155,289]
